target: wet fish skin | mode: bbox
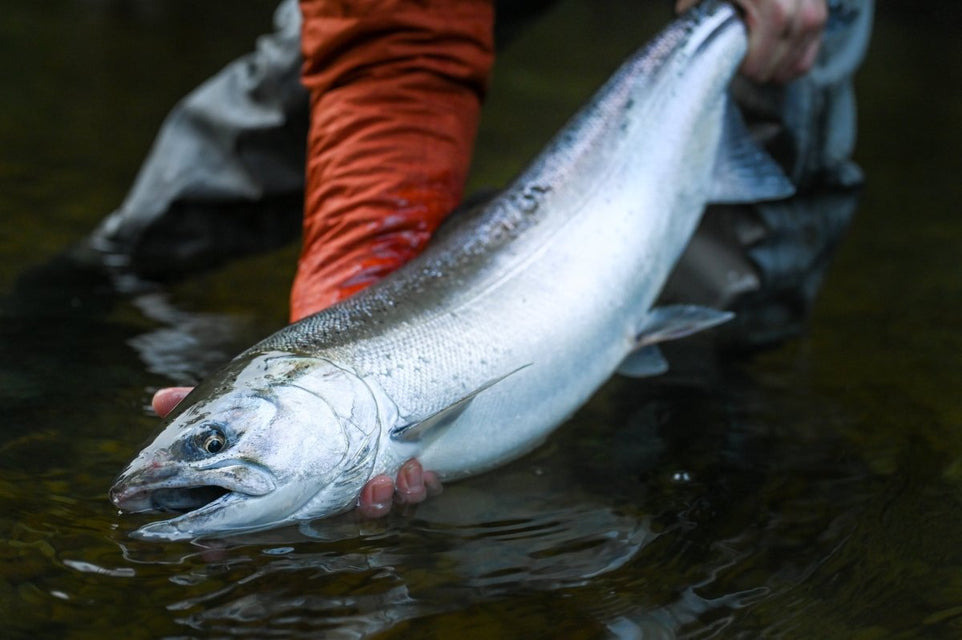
[110,0,793,541]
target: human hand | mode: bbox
[150,387,442,518]
[676,0,828,84]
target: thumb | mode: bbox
[151,387,194,417]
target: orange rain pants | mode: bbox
[291,0,495,322]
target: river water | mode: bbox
[1,1,960,638]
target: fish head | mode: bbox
[109,351,385,541]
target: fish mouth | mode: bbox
[109,480,232,515]
[109,460,277,538]
[128,489,251,542]
[149,485,233,513]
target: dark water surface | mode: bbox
[2,1,960,638]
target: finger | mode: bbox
[151,387,194,417]
[357,474,396,518]
[735,0,786,83]
[422,470,443,497]
[756,37,793,84]
[774,0,827,81]
[674,0,698,13]
[794,32,823,76]
[774,29,820,83]
[395,458,428,505]
[738,0,827,84]
[795,0,829,41]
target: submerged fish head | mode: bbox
[109,352,385,541]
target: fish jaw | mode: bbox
[109,454,363,541]
[130,492,252,541]
[108,457,285,541]
[109,458,277,513]
[126,482,331,542]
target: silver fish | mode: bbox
[109,0,793,541]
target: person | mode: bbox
[83,0,874,517]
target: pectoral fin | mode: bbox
[617,345,670,377]
[708,97,795,204]
[390,364,531,442]
[617,305,733,378]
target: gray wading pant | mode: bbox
[88,0,308,277]
[86,0,875,351]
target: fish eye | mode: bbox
[198,428,227,455]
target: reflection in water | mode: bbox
[127,291,253,384]
[167,509,650,636]
[0,245,909,639]
[51,365,867,639]
[110,433,661,637]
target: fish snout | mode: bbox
[109,459,277,515]
[109,457,179,507]
[108,478,153,512]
